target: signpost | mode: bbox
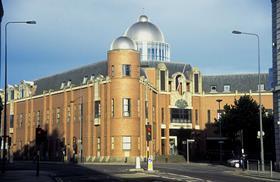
[186,139,195,164]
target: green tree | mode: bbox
[216,95,274,159]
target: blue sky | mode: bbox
[1,0,272,86]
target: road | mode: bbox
[2,161,276,181]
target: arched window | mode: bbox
[176,75,183,95]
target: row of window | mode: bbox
[170,108,192,123]
[12,98,136,128]
[60,74,97,90]
[98,136,134,151]
[111,64,131,77]
[60,64,132,90]
[210,84,265,93]
[8,88,25,100]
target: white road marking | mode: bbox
[155,172,205,182]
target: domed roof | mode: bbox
[110,36,137,50]
[124,15,165,42]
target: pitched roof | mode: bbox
[34,61,108,95]
[202,73,269,93]
[34,60,148,95]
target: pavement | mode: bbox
[233,170,280,181]
[0,170,55,182]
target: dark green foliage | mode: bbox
[216,95,274,159]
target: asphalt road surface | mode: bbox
[2,161,276,182]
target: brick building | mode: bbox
[0,15,272,162]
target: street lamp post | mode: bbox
[216,99,223,163]
[2,21,36,173]
[232,30,264,171]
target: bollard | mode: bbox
[148,156,153,171]
[270,161,273,178]
[247,160,249,171]
[135,157,141,169]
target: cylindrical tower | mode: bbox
[108,36,140,158]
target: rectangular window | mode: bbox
[122,136,131,150]
[10,115,14,128]
[36,111,40,127]
[161,108,164,123]
[111,65,115,77]
[195,109,198,125]
[21,89,25,98]
[160,70,166,91]
[122,64,131,76]
[161,129,165,137]
[95,101,101,118]
[123,98,131,117]
[10,90,14,100]
[224,85,230,92]
[67,106,71,123]
[207,110,211,123]
[111,98,114,117]
[56,108,60,123]
[97,137,101,150]
[111,137,114,150]
[19,113,23,128]
[194,73,199,93]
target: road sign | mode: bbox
[257,131,265,139]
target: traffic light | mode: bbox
[146,124,152,141]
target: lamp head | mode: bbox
[26,21,36,24]
[232,30,242,34]
[216,99,223,103]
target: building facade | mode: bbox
[0,15,273,162]
[272,0,280,165]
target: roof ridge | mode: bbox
[35,60,107,82]
[203,73,268,77]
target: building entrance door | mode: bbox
[169,136,177,155]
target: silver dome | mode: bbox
[110,36,137,50]
[124,15,165,42]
